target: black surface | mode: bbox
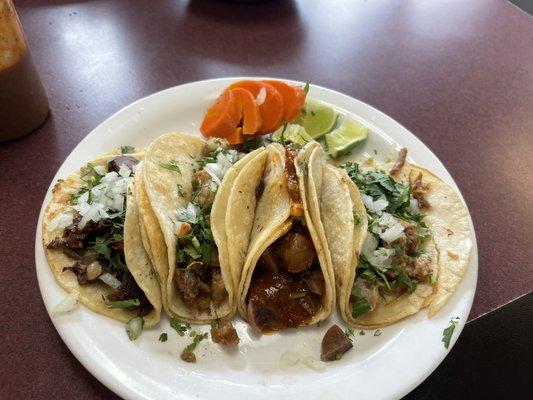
[509,0,533,15]
[407,292,533,399]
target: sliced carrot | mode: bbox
[200,89,240,138]
[226,127,246,144]
[230,88,262,135]
[228,80,284,133]
[263,80,306,123]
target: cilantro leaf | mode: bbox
[159,161,182,174]
[159,332,168,342]
[121,145,135,154]
[442,317,460,349]
[186,332,208,352]
[351,298,371,318]
[104,298,140,309]
[170,318,189,337]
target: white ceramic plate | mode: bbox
[35,78,478,400]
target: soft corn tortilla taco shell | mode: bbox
[218,148,267,290]
[142,132,239,323]
[42,149,161,327]
[124,181,162,326]
[397,164,472,317]
[238,143,335,326]
[134,162,169,313]
[328,160,471,328]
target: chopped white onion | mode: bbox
[256,87,266,105]
[72,166,132,228]
[300,356,326,371]
[361,233,378,259]
[51,293,79,317]
[362,194,388,213]
[368,248,395,269]
[126,316,144,341]
[371,212,405,243]
[99,272,121,289]
[48,212,73,232]
[380,224,405,243]
[203,163,222,185]
[410,198,420,214]
[118,164,131,178]
[279,350,301,369]
[186,203,199,221]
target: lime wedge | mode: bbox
[272,124,313,147]
[294,99,338,139]
[325,117,368,158]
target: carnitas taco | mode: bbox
[43,149,162,327]
[314,148,472,328]
[237,142,336,333]
[141,132,265,323]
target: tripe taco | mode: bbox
[237,142,336,333]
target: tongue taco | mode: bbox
[237,142,336,333]
[43,149,162,327]
[313,148,472,328]
[141,132,265,323]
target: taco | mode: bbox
[141,132,265,323]
[315,149,472,328]
[237,142,336,333]
[42,149,162,327]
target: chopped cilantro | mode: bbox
[186,332,208,352]
[359,330,365,336]
[159,160,182,174]
[170,318,190,337]
[345,328,355,340]
[159,332,168,342]
[374,329,382,337]
[335,352,344,360]
[303,82,310,95]
[351,298,371,318]
[442,317,460,349]
[121,145,135,154]
[353,211,361,225]
[104,298,140,309]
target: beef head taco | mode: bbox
[237,142,336,333]
[141,132,265,323]
[42,149,162,327]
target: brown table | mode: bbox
[1,1,532,398]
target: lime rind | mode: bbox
[272,124,313,147]
[294,99,339,139]
[325,117,369,158]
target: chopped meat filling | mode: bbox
[211,321,240,346]
[246,223,323,333]
[321,324,353,361]
[410,172,430,209]
[389,148,407,175]
[277,232,316,273]
[284,145,301,204]
[180,348,196,363]
[107,155,139,173]
[63,254,103,284]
